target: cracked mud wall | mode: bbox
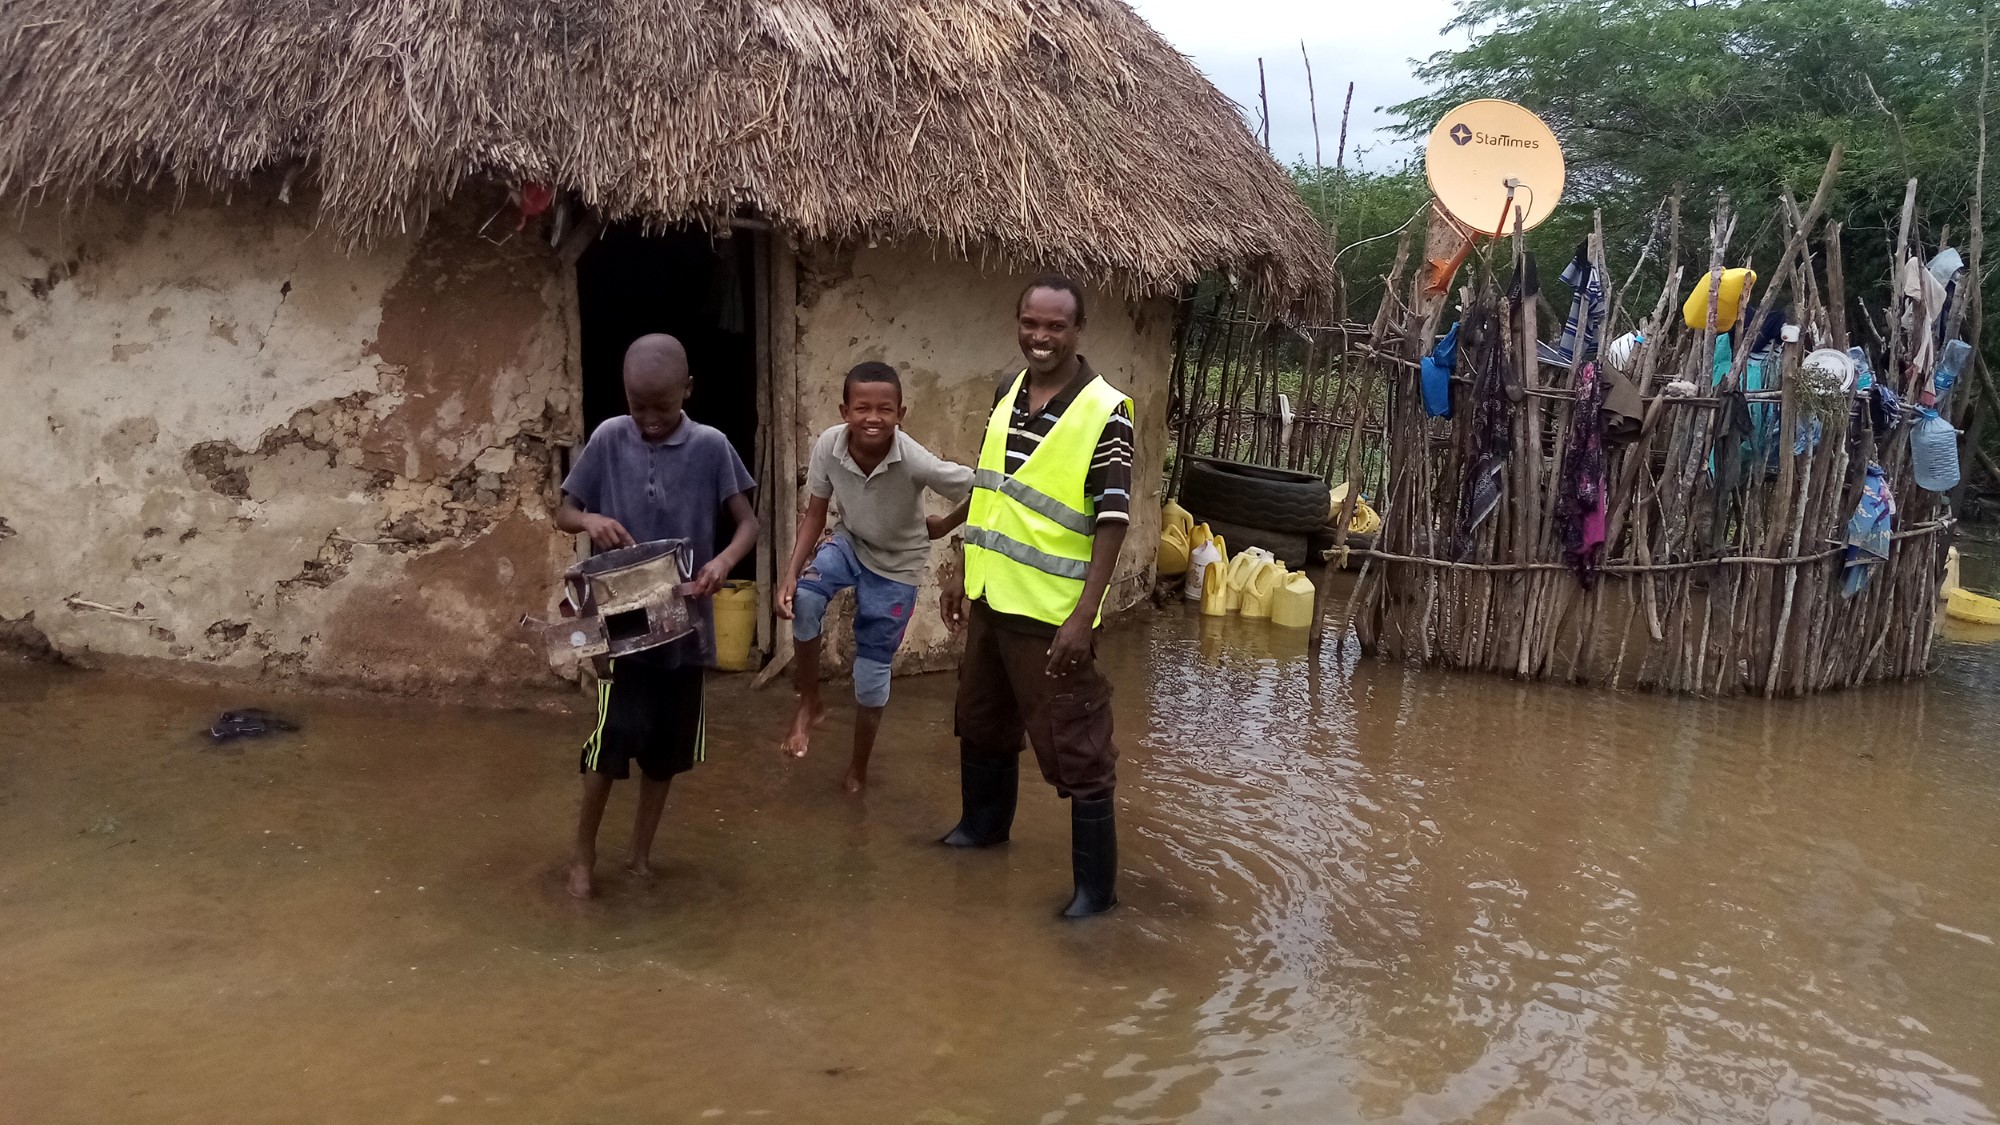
[0,189,578,699]
[793,240,1174,673]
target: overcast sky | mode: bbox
[1124,0,1467,170]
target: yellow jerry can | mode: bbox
[1271,572,1317,628]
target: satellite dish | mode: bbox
[1424,99,1565,234]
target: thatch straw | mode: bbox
[0,0,1332,306]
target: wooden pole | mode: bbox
[1257,57,1272,153]
[1723,146,1845,391]
[753,237,801,690]
[1826,222,1849,351]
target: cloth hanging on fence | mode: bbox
[1870,383,1902,437]
[1710,334,1734,384]
[1850,346,1876,391]
[1555,361,1609,586]
[1601,367,1645,445]
[1707,384,1756,557]
[1421,322,1461,419]
[1841,463,1896,599]
[1450,307,1514,560]
[1900,255,1946,394]
[1506,253,1540,402]
[1508,251,1542,304]
[1536,242,1605,368]
[1747,304,1788,357]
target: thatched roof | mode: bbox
[0,0,1333,305]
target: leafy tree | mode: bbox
[1290,163,1432,321]
[1300,0,2000,497]
[1391,0,1988,294]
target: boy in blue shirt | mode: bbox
[555,334,758,899]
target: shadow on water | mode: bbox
[2,597,1997,1123]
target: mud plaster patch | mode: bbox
[205,620,249,644]
[0,613,64,662]
[25,258,78,299]
[364,217,550,481]
[185,441,250,499]
[797,240,858,311]
[319,512,560,691]
[276,537,357,601]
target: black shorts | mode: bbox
[579,653,706,781]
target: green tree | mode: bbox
[1291,163,1432,321]
[1388,0,1987,323]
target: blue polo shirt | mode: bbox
[561,414,756,667]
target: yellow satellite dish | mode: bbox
[1424,99,1565,234]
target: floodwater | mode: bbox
[4,591,1999,1123]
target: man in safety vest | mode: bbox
[938,274,1133,917]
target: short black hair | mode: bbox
[1017,274,1087,327]
[843,361,902,402]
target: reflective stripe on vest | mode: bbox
[963,370,1132,627]
[970,468,1096,536]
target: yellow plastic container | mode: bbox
[1223,550,1267,613]
[1328,482,1383,537]
[1239,559,1285,619]
[713,580,758,670]
[1199,560,1229,616]
[1947,587,2000,626]
[1682,267,1758,331]
[1158,521,1191,577]
[1271,572,1317,628]
[1158,500,1197,576]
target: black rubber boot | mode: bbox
[940,751,1018,847]
[1060,797,1118,917]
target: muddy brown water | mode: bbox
[4,600,1998,1123]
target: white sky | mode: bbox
[1124,0,1467,170]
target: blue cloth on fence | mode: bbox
[1850,346,1875,391]
[1421,322,1461,418]
[1535,243,1605,367]
[1842,463,1895,599]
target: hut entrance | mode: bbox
[575,224,764,581]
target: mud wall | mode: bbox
[793,240,1175,672]
[0,190,578,700]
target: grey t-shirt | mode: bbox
[807,425,973,587]
[562,415,756,667]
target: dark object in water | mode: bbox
[207,709,299,742]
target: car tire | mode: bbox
[1188,515,1310,570]
[1179,458,1331,533]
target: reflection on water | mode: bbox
[3,606,1997,1123]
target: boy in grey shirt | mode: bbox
[777,362,973,792]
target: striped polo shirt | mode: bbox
[992,356,1133,526]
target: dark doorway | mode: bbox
[575,224,761,577]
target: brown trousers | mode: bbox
[953,603,1117,801]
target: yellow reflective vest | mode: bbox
[964,370,1132,627]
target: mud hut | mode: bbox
[0,0,1331,699]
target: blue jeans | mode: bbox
[792,535,917,708]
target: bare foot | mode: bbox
[842,769,867,794]
[625,858,655,878]
[565,860,594,900]
[781,697,825,759]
